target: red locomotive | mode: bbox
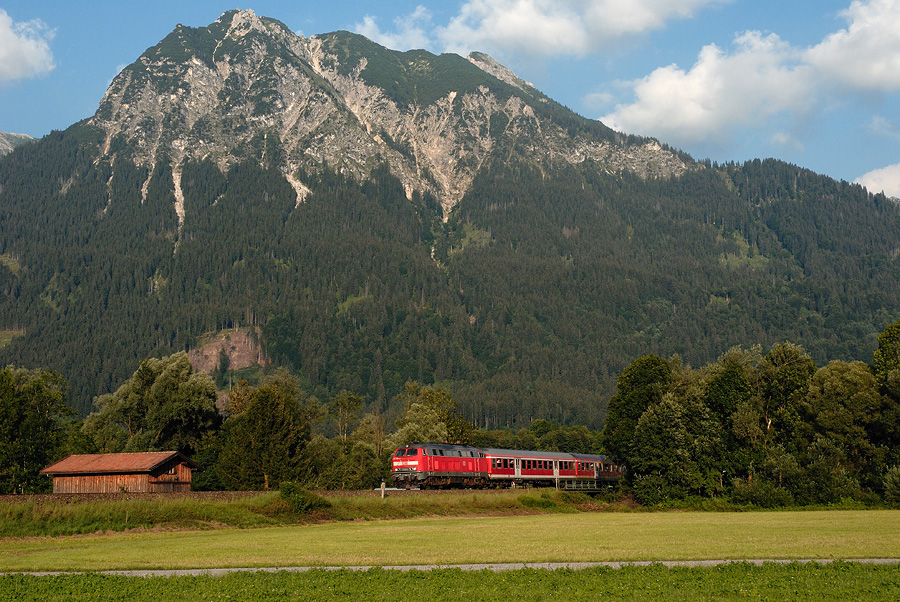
[392,443,622,491]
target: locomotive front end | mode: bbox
[391,446,424,488]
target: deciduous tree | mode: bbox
[81,352,218,455]
[0,366,71,494]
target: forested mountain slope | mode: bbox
[1,10,899,425]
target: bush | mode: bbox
[555,491,593,505]
[884,466,900,504]
[518,492,557,509]
[731,478,794,508]
[279,482,331,514]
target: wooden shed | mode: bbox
[40,451,198,494]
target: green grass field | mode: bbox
[2,510,899,572]
[3,495,899,600]
[2,564,900,601]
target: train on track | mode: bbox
[392,443,622,491]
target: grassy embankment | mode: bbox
[0,490,593,538]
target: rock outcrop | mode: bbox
[0,131,33,157]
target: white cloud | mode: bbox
[436,0,728,57]
[855,163,900,198]
[594,1,900,153]
[599,32,815,144]
[805,0,900,92]
[868,115,900,140]
[0,9,55,83]
[354,6,434,51]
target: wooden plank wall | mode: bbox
[149,462,193,492]
[53,473,150,494]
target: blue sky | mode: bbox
[2,1,899,196]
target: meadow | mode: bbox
[2,491,899,600]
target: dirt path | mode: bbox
[12,559,900,577]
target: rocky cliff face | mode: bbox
[0,131,33,157]
[88,9,691,218]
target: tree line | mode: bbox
[5,319,900,504]
[601,320,900,506]
[0,351,604,494]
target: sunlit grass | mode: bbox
[3,564,900,602]
[2,510,898,572]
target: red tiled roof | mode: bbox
[40,451,196,475]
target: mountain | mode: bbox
[1,9,899,426]
[0,131,33,157]
[90,10,686,216]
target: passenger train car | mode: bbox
[392,443,622,491]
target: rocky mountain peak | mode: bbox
[467,52,535,93]
[0,131,34,157]
[86,10,691,218]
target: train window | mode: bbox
[394,449,406,457]
[502,459,509,469]
[407,449,418,456]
